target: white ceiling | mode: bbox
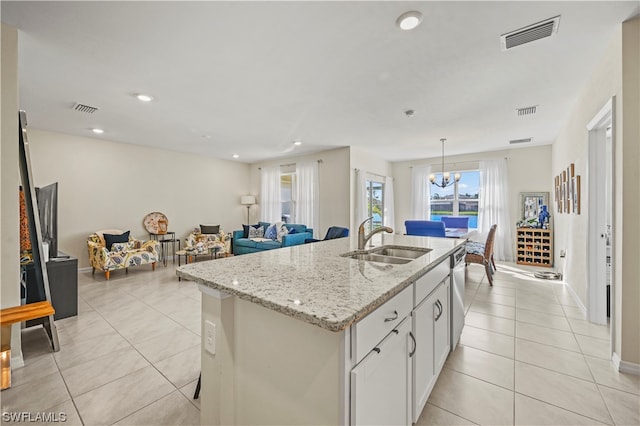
[2,1,638,163]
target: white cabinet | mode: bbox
[349,258,454,426]
[352,285,413,364]
[433,281,450,373]
[411,279,450,423]
[350,318,412,426]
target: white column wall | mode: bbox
[1,23,23,365]
[348,146,394,235]
[249,147,350,239]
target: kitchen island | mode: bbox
[177,233,464,425]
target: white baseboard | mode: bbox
[612,352,640,375]
[562,279,587,317]
[78,266,92,273]
[11,353,25,369]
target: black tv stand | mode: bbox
[25,253,78,324]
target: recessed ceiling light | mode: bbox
[396,11,423,31]
[91,128,104,134]
[293,140,302,146]
[136,94,154,102]
[232,154,239,159]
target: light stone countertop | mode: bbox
[176,233,465,332]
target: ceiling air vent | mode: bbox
[501,16,560,51]
[517,105,537,116]
[72,103,99,114]
[509,138,533,145]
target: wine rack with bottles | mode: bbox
[516,228,553,267]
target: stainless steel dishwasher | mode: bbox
[450,247,466,349]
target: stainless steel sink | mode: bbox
[341,245,431,265]
[371,246,430,259]
[347,253,412,264]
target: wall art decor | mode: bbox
[554,162,581,215]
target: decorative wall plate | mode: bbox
[143,212,168,234]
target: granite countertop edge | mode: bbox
[177,235,465,332]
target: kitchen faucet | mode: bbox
[358,217,393,250]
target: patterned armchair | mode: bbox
[185,228,231,256]
[87,229,159,280]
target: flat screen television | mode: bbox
[35,182,58,258]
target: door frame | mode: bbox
[586,97,615,335]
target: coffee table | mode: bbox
[176,245,227,281]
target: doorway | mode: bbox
[586,97,614,343]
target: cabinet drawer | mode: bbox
[414,261,449,306]
[352,285,413,364]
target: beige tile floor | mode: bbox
[2,261,639,425]
[419,264,640,426]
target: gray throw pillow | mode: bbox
[248,225,264,238]
[200,224,220,234]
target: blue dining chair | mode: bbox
[404,220,446,237]
[440,216,470,229]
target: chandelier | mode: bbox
[429,138,461,188]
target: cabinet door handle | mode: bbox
[372,347,381,354]
[384,310,398,322]
[435,300,443,321]
[409,331,416,357]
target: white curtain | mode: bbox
[410,165,431,219]
[384,176,395,231]
[295,160,318,238]
[478,158,514,262]
[355,169,368,228]
[260,165,282,223]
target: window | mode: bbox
[430,171,479,228]
[366,179,385,231]
[280,173,295,223]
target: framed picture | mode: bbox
[520,192,550,220]
[573,175,581,214]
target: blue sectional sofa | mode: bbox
[232,222,313,255]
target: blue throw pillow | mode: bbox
[264,223,278,240]
[287,227,297,234]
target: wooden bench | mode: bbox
[1,301,55,327]
[1,301,57,390]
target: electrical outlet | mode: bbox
[204,320,216,355]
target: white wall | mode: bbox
[552,28,621,310]
[348,146,394,234]
[552,19,639,366]
[27,129,250,268]
[249,147,350,239]
[1,23,23,365]
[619,18,639,368]
[393,145,552,254]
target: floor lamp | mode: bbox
[241,195,256,224]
